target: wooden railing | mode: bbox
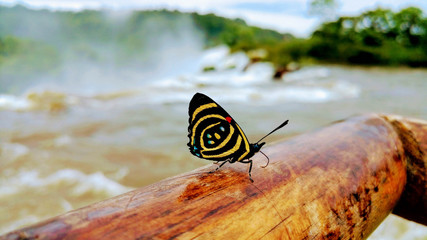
[1,114,426,240]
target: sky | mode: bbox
[1,0,427,37]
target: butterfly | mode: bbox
[187,92,289,182]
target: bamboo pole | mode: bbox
[2,114,426,240]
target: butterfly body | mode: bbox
[187,92,288,182]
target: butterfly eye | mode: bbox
[207,134,212,138]
[220,126,225,132]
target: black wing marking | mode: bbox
[187,93,251,162]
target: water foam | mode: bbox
[0,94,32,111]
[0,143,29,163]
[0,47,361,109]
[0,169,132,197]
[0,91,79,112]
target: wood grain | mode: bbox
[385,115,427,225]
[2,114,426,240]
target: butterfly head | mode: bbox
[252,142,265,153]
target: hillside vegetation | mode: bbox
[1,5,427,85]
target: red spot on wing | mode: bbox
[226,116,232,123]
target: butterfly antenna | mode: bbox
[260,151,269,168]
[256,120,289,144]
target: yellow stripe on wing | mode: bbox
[191,103,217,122]
[200,122,221,149]
[201,124,235,151]
[191,114,225,146]
[190,110,250,161]
[235,123,250,161]
[202,135,242,159]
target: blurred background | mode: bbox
[0,0,426,238]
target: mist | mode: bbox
[0,7,206,95]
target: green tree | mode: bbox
[393,7,424,47]
[308,6,427,66]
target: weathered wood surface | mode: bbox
[2,114,426,240]
[385,115,427,225]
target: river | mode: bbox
[0,46,426,238]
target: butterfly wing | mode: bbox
[187,93,252,162]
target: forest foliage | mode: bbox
[309,7,427,67]
[1,4,427,82]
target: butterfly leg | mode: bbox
[209,160,229,173]
[240,159,254,182]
